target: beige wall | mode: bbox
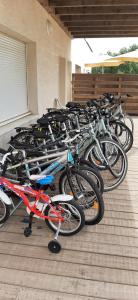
[0,0,71,146]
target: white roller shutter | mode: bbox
[0,33,28,123]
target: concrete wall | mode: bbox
[0,0,71,147]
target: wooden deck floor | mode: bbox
[0,119,138,300]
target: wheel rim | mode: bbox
[0,200,6,222]
[47,202,82,234]
[85,140,127,191]
[61,175,100,223]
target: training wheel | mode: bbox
[24,227,32,237]
[48,240,61,253]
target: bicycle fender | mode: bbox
[51,194,73,202]
[0,189,12,205]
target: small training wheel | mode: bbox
[48,240,61,253]
[24,227,32,237]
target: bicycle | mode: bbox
[0,174,85,253]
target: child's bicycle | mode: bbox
[0,174,85,253]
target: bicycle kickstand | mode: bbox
[24,212,34,237]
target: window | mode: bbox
[0,33,28,123]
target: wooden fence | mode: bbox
[72,73,138,114]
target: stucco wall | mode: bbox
[0,0,71,147]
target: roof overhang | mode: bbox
[38,0,138,38]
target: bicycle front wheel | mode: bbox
[109,120,133,153]
[84,139,128,192]
[78,159,104,194]
[0,199,10,224]
[59,169,104,225]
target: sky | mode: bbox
[71,37,138,65]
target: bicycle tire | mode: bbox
[45,200,85,236]
[0,199,10,224]
[109,120,133,153]
[77,163,104,194]
[59,169,104,225]
[84,138,128,192]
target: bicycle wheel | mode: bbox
[120,114,134,134]
[84,139,128,192]
[0,150,11,223]
[59,169,104,225]
[0,148,6,160]
[45,200,85,236]
[0,148,20,181]
[109,121,133,153]
[0,198,10,224]
[78,159,104,194]
[10,131,44,149]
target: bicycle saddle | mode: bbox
[87,99,101,108]
[30,174,54,185]
[66,102,81,108]
[15,127,30,132]
[37,112,67,125]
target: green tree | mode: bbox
[92,44,138,74]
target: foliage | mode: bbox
[92,44,138,74]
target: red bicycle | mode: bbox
[0,174,85,253]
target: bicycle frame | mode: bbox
[0,176,65,221]
[1,149,74,181]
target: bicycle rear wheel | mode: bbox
[45,200,85,236]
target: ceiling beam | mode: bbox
[72,30,138,34]
[69,26,138,33]
[55,6,138,15]
[60,14,138,22]
[49,0,138,7]
[65,21,138,27]
[74,33,138,37]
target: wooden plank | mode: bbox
[55,6,138,15]
[0,231,138,258]
[0,241,138,272]
[0,282,20,300]
[0,253,138,286]
[0,283,102,300]
[1,240,138,273]
[61,14,138,21]
[0,267,138,299]
[3,214,138,237]
[2,222,138,248]
[72,74,138,80]
[74,33,138,37]
[50,0,138,7]
[86,224,138,238]
[70,26,138,32]
[65,20,138,27]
